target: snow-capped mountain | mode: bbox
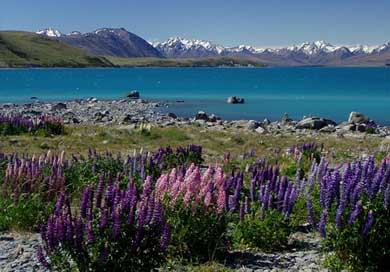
[35,28,390,66]
[153,37,225,58]
[36,27,161,58]
[36,27,62,37]
[153,37,390,65]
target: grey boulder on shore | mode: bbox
[296,117,337,130]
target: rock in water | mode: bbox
[127,91,140,99]
[296,117,336,130]
[348,112,369,124]
[227,96,245,104]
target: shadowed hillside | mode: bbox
[0,31,112,68]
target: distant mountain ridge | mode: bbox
[36,28,390,66]
[153,37,390,66]
[37,27,161,58]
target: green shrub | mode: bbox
[233,209,291,252]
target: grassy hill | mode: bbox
[0,31,112,68]
[107,56,265,67]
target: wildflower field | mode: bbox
[0,122,389,271]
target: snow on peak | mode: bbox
[36,28,62,37]
[157,37,225,54]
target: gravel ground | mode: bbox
[0,233,47,272]
[227,231,327,272]
[0,230,326,272]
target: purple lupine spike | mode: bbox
[100,205,108,230]
[348,201,363,225]
[282,182,292,213]
[286,186,298,218]
[160,223,171,251]
[80,187,90,219]
[151,201,163,225]
[250,179,256,202]
[306,195,316,226]
[86,220,94,245]
[96,175,105,209]
[351,181,364,206]
[112,207,121,240]
[385,185,390,210]
[46,216,55,251]
[361,210,374,236]
[318,209,328,237]
[74,218,83,249]
[37,245,49,268]
[262,181,271,211]
[335,197,346,229]
[54,192,65,216]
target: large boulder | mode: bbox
[195,111,208,121]
[281,113,292,125]
[296,117,336,130]
[227,96,245,104]
[348,112,369,124]
[127,91,140,99]
[52,102,67,111]
[246,120,260,130]
[208,114,220,123]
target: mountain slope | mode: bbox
[0,31,112,68]
[37,28,162,58]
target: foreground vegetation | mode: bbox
[1,124,390,271]
[0,31,112,68]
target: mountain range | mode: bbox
[152,37,390,66]
[9,27,390,67]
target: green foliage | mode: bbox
[165,201,229,263]
[0,193,55,231]
[321,197,390,272]
[233,209,291,252]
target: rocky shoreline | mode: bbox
[1,98,390,138]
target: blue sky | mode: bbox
[1,0,389,46]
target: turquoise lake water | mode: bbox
[0,67,390,123]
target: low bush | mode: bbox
[155,165,230,262]
[308,156,390,271]
[0,115,64,136]
[37,176,171,271]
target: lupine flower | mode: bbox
[306,195,316,226]
[318,209,328,237]
[160,223,171,251]
[348,201,363,225]
[37,245,49,268]
[361,210,374,236]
